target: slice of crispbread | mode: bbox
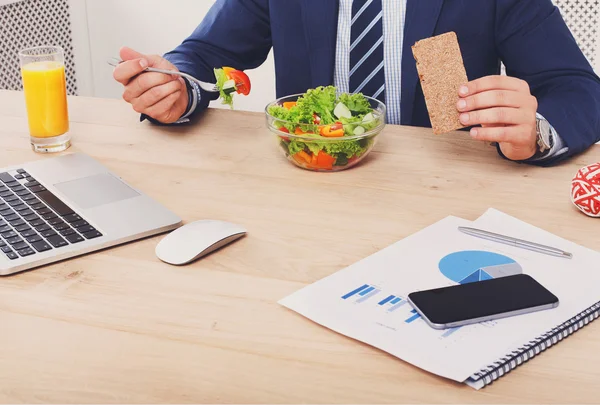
[412,32,468,134]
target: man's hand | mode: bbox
[112,47,189,124]
[456,75,539,161]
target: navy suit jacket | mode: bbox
[164,0,600,165]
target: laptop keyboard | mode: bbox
[0,169,103,261]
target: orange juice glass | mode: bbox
[19,46,71,153]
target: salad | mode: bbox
[214,67,251,108]
[267,86,383,170]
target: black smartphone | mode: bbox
[407,274,559,329]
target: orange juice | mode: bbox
[21,61,69,138]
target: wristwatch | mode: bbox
[535,116,553,154]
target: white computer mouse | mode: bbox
[155,220,247,265]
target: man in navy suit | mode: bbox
[113,0,600,165]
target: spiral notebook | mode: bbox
[466,300,600,389]
[280,209,600,389]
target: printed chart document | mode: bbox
[279,209,600,387]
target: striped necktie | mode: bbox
[349,0,385,103]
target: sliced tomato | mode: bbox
[313,114,321,125]
[226,69,251,95]
[279,127,290,141]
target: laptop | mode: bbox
[0,153,182,276]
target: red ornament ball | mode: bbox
[571,162,600,217]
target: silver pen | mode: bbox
[458,226,573,259]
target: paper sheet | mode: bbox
[279,209,600,386]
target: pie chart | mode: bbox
[439,250,522,284]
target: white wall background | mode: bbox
[72,0,276,112]
[5,0,599,113]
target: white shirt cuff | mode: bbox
[173,77,201,124]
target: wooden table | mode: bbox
[1,90,599,404]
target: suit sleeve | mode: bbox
[162,0,272,113]
[495,0,600,166]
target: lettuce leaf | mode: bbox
[214,68,234,108]
[287,138,372,159]
[321,138,371,157]
[296,86,338,124]
[338,93,372,115]
[287,140,308,156]
[268,105,318,133]
[268,105,297,132]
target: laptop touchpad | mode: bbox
[53,173,140,210]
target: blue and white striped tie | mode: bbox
[349,0,385,102]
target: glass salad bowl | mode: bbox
[265,90,386,172]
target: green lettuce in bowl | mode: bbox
[265,86,386,171]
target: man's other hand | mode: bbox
[457,75,539,161]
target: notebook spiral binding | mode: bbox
[467,301,600,388]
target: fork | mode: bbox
[107,57,219,93]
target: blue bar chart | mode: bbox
[343,285,417,317]
[405,309,422,323]
[378,295,396,306]
[341,283,463,339]
[388,298,407,312]
[341,284,381,303]
[341,284,370,299]
[388,301,407,311]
